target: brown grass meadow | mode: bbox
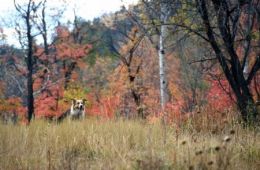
[0,111,260,170]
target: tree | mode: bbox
[111,14,147,118]
[141,0,260,122]
[32,22,91,119]
[54,24,91,89]
[194,0,259,122]
[12,0,88,122]
[158,0,170,110]
[138,0,173,110]
[14,0,43,123]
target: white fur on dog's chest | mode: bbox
[70,107,85,116]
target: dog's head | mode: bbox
[72,99,86,111]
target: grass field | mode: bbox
[0,114,260,170]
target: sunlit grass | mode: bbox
[0,115,260,170]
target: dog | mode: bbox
[57,99,87,122]
[70,99,86,119]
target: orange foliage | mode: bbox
[86,93,120,118]
[0,97,26,117]
[55,43,91,60]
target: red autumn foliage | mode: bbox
[31,24,92,119]
[35,93,58,117]
[86,94,120,118]
[206,79,235,112]
[34,81,67,118]
[54,25,91,60]
[56,43,91,60]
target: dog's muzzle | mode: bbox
[79,105,84,110]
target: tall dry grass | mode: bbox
[0,112,260,170]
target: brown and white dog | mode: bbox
[70,99,86,119]
[57,99,86,122]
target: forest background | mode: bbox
[0,0,259,124]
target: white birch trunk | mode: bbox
[159,1,168,109]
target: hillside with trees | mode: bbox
[0,0,259,123]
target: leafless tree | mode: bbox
[14,0,43,122]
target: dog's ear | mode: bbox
[83,99,87,104]
[72,99,76,105]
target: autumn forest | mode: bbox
[0,0,260,169]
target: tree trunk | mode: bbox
[42,0,49,56]
[128,66,144,118]
[27,61,34,122]
[130,88,143,118]
[26,4,34,123]
[159,0,171,145]
[237,93,257,122]
[159,1,168,109]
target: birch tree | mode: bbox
[140,0,172,109]
[158,1,170,109]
